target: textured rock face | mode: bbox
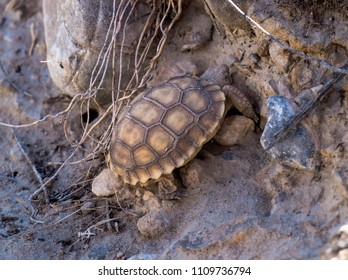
[43,0,150,104]
[203,0,253,37]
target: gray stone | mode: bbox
[261,95,317,170]
[91,168,119,197]
[269,42,290,73]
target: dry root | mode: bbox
[0,0,183,223]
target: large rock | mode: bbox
[43,0,151,104]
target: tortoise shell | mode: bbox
[109,75,226,185]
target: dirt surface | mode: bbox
[1,0,348,259]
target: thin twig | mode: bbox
[50,208,82,226]
[78,217,120,238]
[11,129,49,204]
[28,22,36,56]
[0,94,83,128]
[28,148,78,223]
[4,0,23,12]
[0,59,32,97]
[105,200,113,231]
[2,1,184,224]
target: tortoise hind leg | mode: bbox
[157,173,179,199]
[223,84,259,122]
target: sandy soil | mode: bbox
[0,0,348,259]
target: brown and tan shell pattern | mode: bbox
[109,76,226,185]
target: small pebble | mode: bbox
[250,53,261,65]
[128,253,159,260]
[81,201,96,212]
[269,42,290,73]
[137,210,171,237]
[116,252,124,259]
[180,160,202,188]
[257,39,270,57]
[92,169,120,197]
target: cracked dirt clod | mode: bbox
[136,210,171,238]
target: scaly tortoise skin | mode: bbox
[109,65,257,189]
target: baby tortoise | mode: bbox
[95,65,258,195]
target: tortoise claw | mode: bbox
[157,174,180,199]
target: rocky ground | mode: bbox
[0,0,348,259]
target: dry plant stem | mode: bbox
[132,0,160,86]
[64,178,94,189]
[137,0,183,89]
[0,1,184,224]
[39,203,104,230]
[0,94,83,128]
[77,98,96,146]
[28,22,36,56]
[0,59,32,97]
[149,0,182,71]
[81,0,183,152]
[105,200,113,231]
[113,190,138,217]
[87,217,120,232]
[117,0,136,91]
[82,152,98,185]
[48,204,112,227]
[79,103,114,145]
[89,0,131,96]
[50,208,82,226]
[29,208,44,223]
[62,98,85,146]
[77,1,133,150]
[109,1,135,141]
[28,147,78,223]
[226,0,348,74]
[11,129,48,204]
[78,217,120,238]
[4,0,24,12]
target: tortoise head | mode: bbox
[200,64,231,87]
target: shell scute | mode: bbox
[129,99,164,126]
[146,125,175,156]
[182,89,210,114]
[145,85,181,107]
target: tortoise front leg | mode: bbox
[223,85,258,122]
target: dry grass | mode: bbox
[0,0,183,223]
